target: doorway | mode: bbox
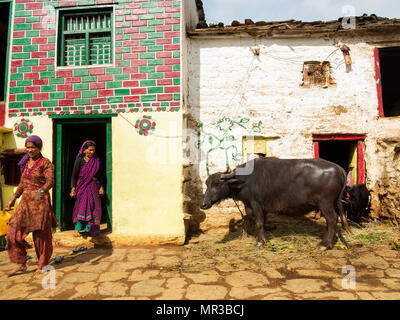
[313,134,365,185]
[54,117,112,231]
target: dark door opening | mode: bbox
[376,47,400,117]
[0,2,10,101]
[55,119,111,231]
[317,140,357,185]
[313,135,366,185]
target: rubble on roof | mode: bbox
[192,12,400,37]
[197,13,400,29]
[192,1,400,36]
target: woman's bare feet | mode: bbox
[6,264,27,277]
[73,229,81,237]
[34,268,43,275]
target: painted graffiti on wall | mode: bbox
[135,115,156,136]
[196,117,262,176]
[14,118,33,138]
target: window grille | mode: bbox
[65,35,86,66]
[59,9,113,66]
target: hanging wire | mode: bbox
[118,42,347,138]
[213,55,256,120]
[324,47,341,61]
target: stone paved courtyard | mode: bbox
[1,217,400,300]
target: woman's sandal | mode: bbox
[72,246,87,253]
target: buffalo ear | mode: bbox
[227,178,246,190]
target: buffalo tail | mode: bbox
[338,169,352,234]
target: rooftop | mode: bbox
[191,1,400,38]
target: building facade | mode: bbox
[183,12,400,231]
[0,0,200,244]
[1,0,399,241]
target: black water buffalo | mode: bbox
[200,157,350,250]
[343,184,371,223]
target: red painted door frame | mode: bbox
[374,47,384,117]
[313,134,365,184]
[313,141,319,158]
[357,140,365,184]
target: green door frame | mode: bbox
[52,115,114,231]
[0,0,12,100]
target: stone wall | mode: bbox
[370,138,400,225]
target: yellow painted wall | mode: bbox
[112,113,185,243]
[2,115,185,244]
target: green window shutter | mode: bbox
[60,9,113,66]
[90,34,111,65]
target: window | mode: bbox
[242,136,279,162]
[375,47,400,117]
[301,61,335,88]
[58,8,113,66]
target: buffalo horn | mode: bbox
[221,173,235,180]
[223,166,233,174]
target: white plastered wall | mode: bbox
[186,34,400,211]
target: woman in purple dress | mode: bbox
[70,140,104,238]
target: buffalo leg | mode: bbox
[243,205,253,235]
[251,202,265,246]
[337,195,351,233]
[320,205,338,250]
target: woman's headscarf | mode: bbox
[76,139,100,186]
[77,140,96,159]
[74,139,100,199]
[18,135,43,172]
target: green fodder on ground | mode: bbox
[339,220,399,249]
[181,215,400,273]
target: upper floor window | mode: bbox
[58,8,113,67]
[375,47,400,117]
[242,136,279,162]
[301,61,335,88]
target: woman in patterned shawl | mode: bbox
[70,140,104,238]
[5,135,59,276]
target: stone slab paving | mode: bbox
[1,234,400,300]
